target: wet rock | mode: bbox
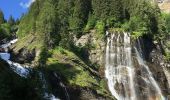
[10,48,36,64]
[114,82,126,97]
[167,95,170,100]
[135,36,170,96]
[47,72,110,100]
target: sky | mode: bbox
[0,0,35,20]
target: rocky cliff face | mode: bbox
[74,30,105,66]
[74,29,170,99]
[158,0,170,13]
[134,35,170,98]
[4,29,170,99]
[74,30,106,76]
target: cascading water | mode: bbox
[0,39,59,100]
[105,31,165,100]
[134,45,165,100]
[54,73,70,100]
[0,39,30,78]
[39,72,60,100]
[0,39,18,49]
[105,32,136,100]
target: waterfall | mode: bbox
[105,31,165,100]
[0,53,30,78]
[135,47,165,100]
[54,73,70,100]
[0,39,30,78]
[6,60,30,78]
[0,39,18,49]
[105,32,136,100]
[39,72,60,100]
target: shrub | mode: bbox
[162,13,170,33]
[0,23,11,39]
[84,15,96,32]
[164,52,170,61]
[95,20,105,34]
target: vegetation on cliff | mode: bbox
[1,0,170,99]
[15,0,168,46]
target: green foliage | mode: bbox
[0,10,17,40]
[17,0,60,49]
[131,32,143,39]
[106,17,117,28]
[92,0,124,21]
[84,14,96,32]
[8,15,15,26]
[0,9,5,25]
[17,0,42,37]
[56,0,72,48]
[59,32,74,50]
[124,16,148,33]
[1,0,168,99]
[37,0,59,47]
[17,0,166,50]
[15,18,20,25]
[162,13,170,33]
[0,23,11,39]
[69,0,91,32]
[0,10,15,39]
[121,21,129,31]
[46,47,97,87]
[95,21,105,34]
[164,52,170,61]
[39,47,53,65]
[57,0,70,35]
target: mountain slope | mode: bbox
[4,0,170,99]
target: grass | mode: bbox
[166,41,170,48]
[44,47,113,99]
[46,47,97,87]
[12,34,44,52]
[164,53,170,61]
[95,21,105,37]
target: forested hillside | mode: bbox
[16,0,167,49]
[1,0,170,100]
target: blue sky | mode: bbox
[0,0,35,20]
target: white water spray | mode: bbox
[0,39,30,78]
[135,47,165,100]
[105,31,165,100]
[105,32,136,100]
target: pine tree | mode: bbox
[70,0,91,32]
[15,18,20,25]
[37,0,59,47]
[8,15,15,26]
[0,10,5,25]
[17,0,42,37]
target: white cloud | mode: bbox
[20,0,36,8]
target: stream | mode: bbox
[0,39,59,100]
[0,39,30,78]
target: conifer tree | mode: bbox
[0,10,5,25]
[8,15,15,26]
